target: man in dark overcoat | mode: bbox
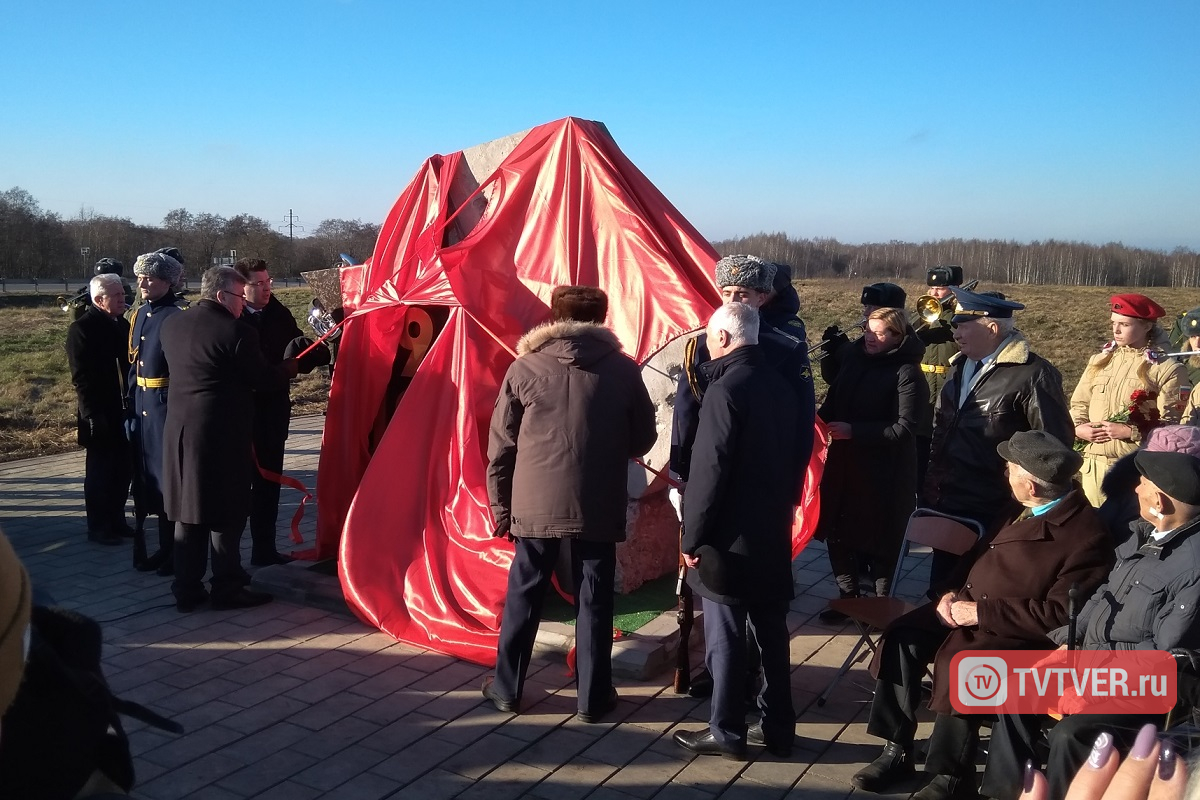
[673,302,801,761]
[65,273,132,545]
[852,431,1113,800]
[127,251,188,573]
[483,286,656,723]
[234,258,329,566]
[160,267,310,612]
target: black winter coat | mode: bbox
[240,295,307,442]
[160,300,295,527]
[487,321,657,542]
[65,307,130,446]
[815,329,928,556]
[683,345,800,606]
[923,332,1074,528]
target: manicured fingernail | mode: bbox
[1159,742,1176,781]
[1087,732,1114,769]
[1023,760,1036,793]
[1130,724,1158,760]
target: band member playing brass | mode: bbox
[1070,294,1188,507]
[819,282,906,384]
[912,266,965,488]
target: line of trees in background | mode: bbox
[0,187,379,280]
[5,187,1199,287]
[714,232,1200,287]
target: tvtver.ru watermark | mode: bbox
[950,650,1177,715]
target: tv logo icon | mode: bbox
[956,656,1007,707]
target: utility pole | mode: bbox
[278,210,304,276]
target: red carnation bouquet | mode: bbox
[1074,389,1161,451]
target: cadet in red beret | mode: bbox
[1110,293,1166,321]
[1070,293,1188,506]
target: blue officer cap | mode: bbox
[950,287,1026,323]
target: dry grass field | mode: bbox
[2,279,1199,462]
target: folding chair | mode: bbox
[815,508,985,706]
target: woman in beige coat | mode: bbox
[1070,293,1189,505]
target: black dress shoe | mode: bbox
[818,605,849,623]
[852,741,915,792]
[747,722,793,758]
[156,557,175,577]
[578,688,618,723]
[672,729,746,761]
[687,671,714,698]
[116,523,137,539]
[87,529,123,546]
[913,774,979,800]
[137,549,170,572]
[211,588,273,610]
[481,676,518,713]
[251,551,295,567]
[176,590,210,614]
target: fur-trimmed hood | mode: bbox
[949,330,1032,367]
[516,319,623,365]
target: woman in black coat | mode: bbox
[815,308,928,620]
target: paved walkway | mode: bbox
[0,416,940,800]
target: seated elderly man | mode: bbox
[852,431,1114,800]
[981,449,1200,800]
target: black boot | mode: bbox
[913,774,978,800]
[852,741,915,793]
[154,515,174,576]
[132,517,148,569]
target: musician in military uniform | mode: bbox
[127,251,188,574]
[1174,307,1200,424]
[912,266,964,488]
[65,273,132,545]
[819,282,906,385]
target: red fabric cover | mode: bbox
[316,117,819,664]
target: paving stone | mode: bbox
[386,767,474,800]
[216,749,316,796]
[291,744,390,791]
[530,757,620,800]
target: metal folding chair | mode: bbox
[815,508,985,706]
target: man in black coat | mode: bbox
[65,273,132,545]
[673,302,801,761]
[160,267,313,612]
[234,258,329,566]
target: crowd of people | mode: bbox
[484,254,1200,800]
[7,250,1200,798]
[64,251,329,611]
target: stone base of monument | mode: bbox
[251,561,702,680]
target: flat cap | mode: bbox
[996,430,1082,485]
[861,282,906,309]
[950,287,1025,323]
[927,265,964,287]
[715,255,776,293]
[1135,450,1200,505]
[694,545,731,596]
[1110,294,1165,321]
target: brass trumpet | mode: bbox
[915,278,980,325]
[807,319,866,359]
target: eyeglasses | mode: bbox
[247,278,273,288]
[221,289,246,300]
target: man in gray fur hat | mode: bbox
[127,250,188,575]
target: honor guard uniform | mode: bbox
[1179,308,1200,424]
[128,251,189,573]
[912,266,964,486]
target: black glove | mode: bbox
[285,337,332,375]
[491,519,514,542]
[821,325,849,354]
[283,336,314,361]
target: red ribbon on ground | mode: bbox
[253,449,314,554]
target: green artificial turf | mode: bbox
[542,572,679,633]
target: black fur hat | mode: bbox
[551,286,608,323]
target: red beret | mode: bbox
[1110,294,1165,321]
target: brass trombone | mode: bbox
[807,319,866,359]
[915,279,980,326]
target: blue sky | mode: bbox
[2,1,1197,250]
